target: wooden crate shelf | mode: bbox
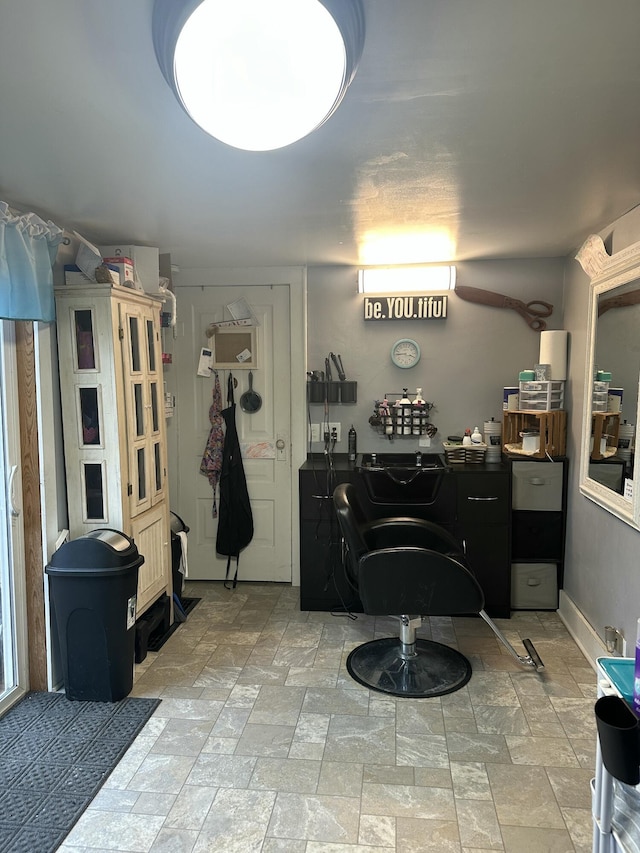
[503,410,567,459]
[590,412,620,460]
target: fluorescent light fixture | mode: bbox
[358,229,457,266]
[153,0,365,151]
[358,266,456,294]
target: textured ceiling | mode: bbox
[1,0,640,270]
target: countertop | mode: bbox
[299,453,356,473]
[299,453,509,472]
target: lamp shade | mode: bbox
[153,0,365,151]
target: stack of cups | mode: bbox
[483,419,502,463]
[617,421,635,466]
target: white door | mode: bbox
[0,321,28,713]
[172,284,292,582]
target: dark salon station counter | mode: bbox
[299,453,568,619]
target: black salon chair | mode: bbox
[333,483,543,698]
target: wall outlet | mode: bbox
[329,422,341,441]
[605,625,625,656]
[308,423,320,442]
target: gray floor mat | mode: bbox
[0,691,160,852]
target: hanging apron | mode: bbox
[216,373,254,587]
[200,372,224,517]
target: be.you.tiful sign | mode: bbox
[363,295,448,321]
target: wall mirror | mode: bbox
[576,234,640,529]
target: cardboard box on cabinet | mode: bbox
[64,263,120,286]
[102,257,135,287]
[100,245,160,294]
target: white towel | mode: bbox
[176,530,189,582]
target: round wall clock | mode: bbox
[390,338,421,368]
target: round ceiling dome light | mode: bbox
[153,0,365,151]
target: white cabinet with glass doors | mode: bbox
[55,284,171,617]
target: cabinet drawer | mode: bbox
[512,511,563,559]
[456,473,510,524]
[511,563,558,609]
[512,461,563,511]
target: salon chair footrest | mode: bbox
[479,610,544,670]
[346,637,472,698]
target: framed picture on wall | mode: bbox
[209,326,257,369]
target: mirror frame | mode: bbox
[576,233,640,529]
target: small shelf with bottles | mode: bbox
[368,389,437,439]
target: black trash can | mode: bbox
[45,529,144,702]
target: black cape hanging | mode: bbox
[216,372,254,587]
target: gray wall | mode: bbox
[563,209,640,652]
[307,258,566,455]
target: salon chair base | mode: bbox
[346,637,472,698]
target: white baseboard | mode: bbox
[557,589,608,672]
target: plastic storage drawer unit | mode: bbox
[519,380,565,411]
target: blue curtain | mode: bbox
[0,201,64,322]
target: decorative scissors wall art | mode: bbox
[454,285,553,331]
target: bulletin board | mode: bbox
[209,326,257,369]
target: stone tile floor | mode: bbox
[60,582,596,852]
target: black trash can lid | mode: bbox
[85,529,132,551]
[170,511,189,535]
[45,528,144,575]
